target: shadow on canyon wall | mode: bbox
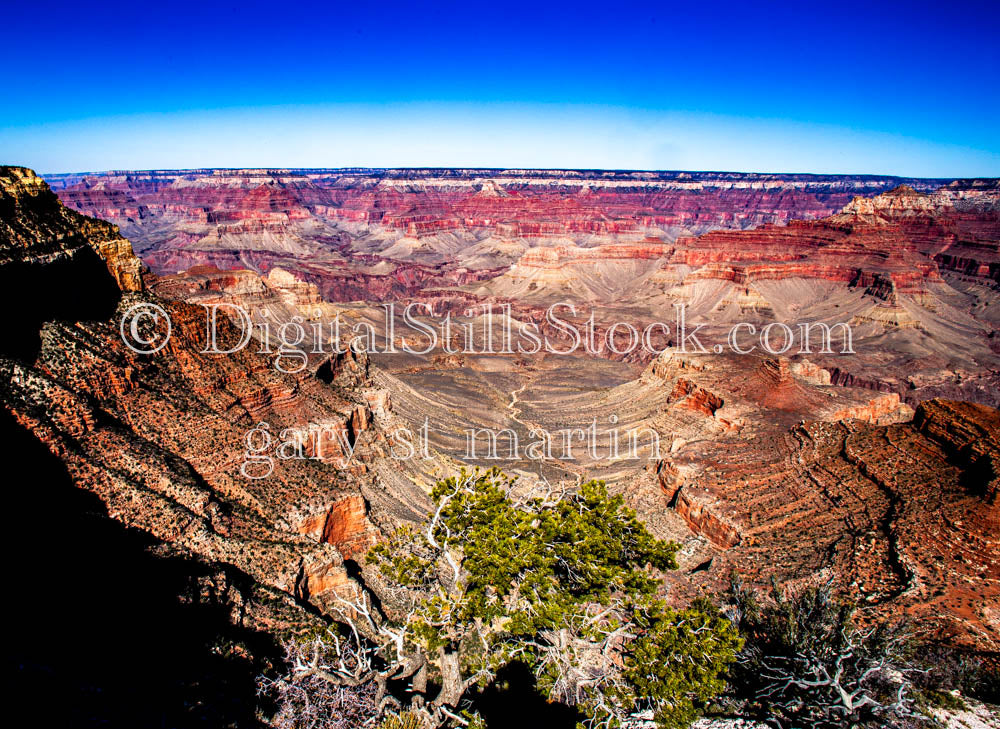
[0,247,121,362]
[2,405,278,728]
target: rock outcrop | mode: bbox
[2,165,143,292]
[655,396,1000,650]
[0,168,423,636]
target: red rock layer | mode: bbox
[663,398,1000,649]
[668,182,1000,288]
[47,169,954,273]
[0,168,421,632]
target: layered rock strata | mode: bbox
[0,167,425,635]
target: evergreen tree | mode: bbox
[266,468,741,728]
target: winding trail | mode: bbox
[503,377,587,479]
[508,384,527,423]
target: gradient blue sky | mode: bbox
[2,0,998,176]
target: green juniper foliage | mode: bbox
[361,468,741,728]
[621,598,741,729]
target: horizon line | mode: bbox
[30,165,998,181]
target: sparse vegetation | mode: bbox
[260,470,1000,729]
[262,468,741,728]
[725,578,926,729]
[911,642,1000,707]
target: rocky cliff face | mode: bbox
[566,183,998,408]
[0,168,425,638]
[2,166,143,291]
[636,351,1000,649]
[665,182,998,290]
[46,168,952,277]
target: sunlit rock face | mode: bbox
[0,167,428,633]
[23,166,1000,651]
[658,396,1000,652]
[47,168,951,280]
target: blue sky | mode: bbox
[2,0,997,175]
